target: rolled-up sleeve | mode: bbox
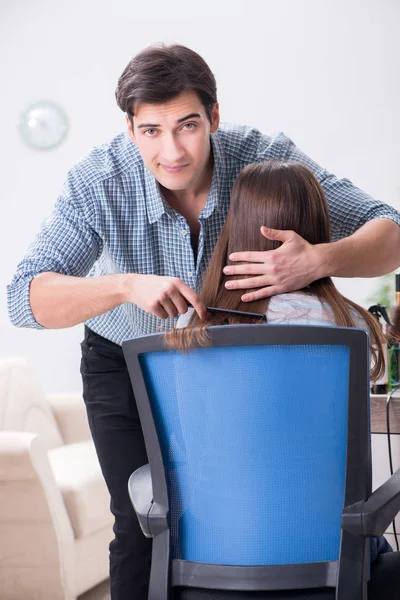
[7,168,103,328]
[258,133,400,241]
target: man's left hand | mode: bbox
[223,226,322,302]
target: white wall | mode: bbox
[1,0,399,392]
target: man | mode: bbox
[7,44,400,599]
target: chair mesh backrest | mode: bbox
[140,343,350,567]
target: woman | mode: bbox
[165,159,392,567]
[165,161,392,576]
[166,160,385,384]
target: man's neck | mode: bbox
[160,162,214,230]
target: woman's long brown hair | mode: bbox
[165,160,385,381]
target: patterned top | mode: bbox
[177,293,368,330]
[7,123,400,345]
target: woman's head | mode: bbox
[197,160,332,314]
[166,159,335,348]
[226,161,331,261]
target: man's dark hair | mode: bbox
[115,44,217,124]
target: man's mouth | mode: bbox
[161,164,189,173]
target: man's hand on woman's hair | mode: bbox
[222,226,322,302]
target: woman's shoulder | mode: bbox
[268,292,370,331]
[268,292,326,311]
[347,306,369,331]
[267,292,335,325]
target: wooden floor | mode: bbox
[79,580,110,600]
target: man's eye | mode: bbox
[144,129,157,137]
[182,123,197,131]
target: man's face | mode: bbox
[127,90,220,192]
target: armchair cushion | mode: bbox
[46,392,91,444]
[48,440,113,539]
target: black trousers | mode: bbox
[80,326,151,600]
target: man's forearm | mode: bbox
[316,219,400,279]
[30,272,132,328]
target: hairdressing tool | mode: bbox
[396,273,400,306]
[369,304,391,394]
[368,303,391,326]
[388,276,400,389]
[188,304,267,321]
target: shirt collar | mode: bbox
[199,132,226,220]
[144,131,226,225]
[144,166,166,224]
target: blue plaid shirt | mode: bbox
[7,123,400,345]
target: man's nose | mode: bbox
[161,134,186,163]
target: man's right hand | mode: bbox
[128,274,208,321]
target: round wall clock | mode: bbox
[17,101,69,150]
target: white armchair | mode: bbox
[0,357,113,600]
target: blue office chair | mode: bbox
[122,325,400,600]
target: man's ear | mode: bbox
[210,103,220,134]
[126,115,136,144]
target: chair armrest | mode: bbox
[46,392,91,444]
[342,467,400,536]
[0,431,45,480]
[0,431,73,526]
[0,432,75,598]
[128,464,168,538]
